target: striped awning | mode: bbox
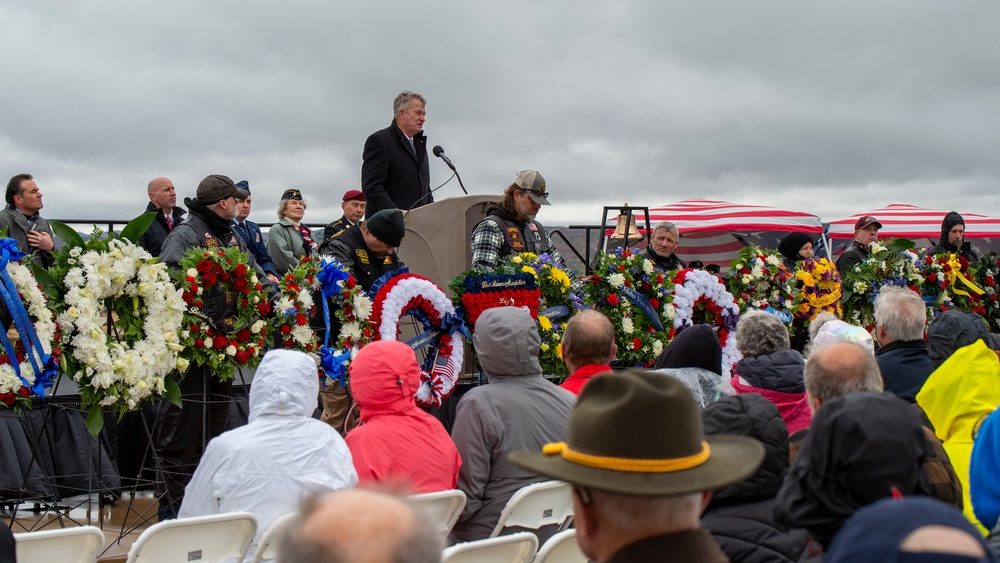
[827,204,1000,240]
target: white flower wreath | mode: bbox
[670,269,742,376]
[0,261,57,399]
[373,274,464,407]
[56,239,186,412]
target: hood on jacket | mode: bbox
[655,367,735,409]
[654,324,723,376]
[918,339,1000,443]
[349,340,421,421]
[249,349,319,422]
[971,407,1000,532]
[733,349,805,394]
[703,394,789,507]
[927,310,992,368]
[774,392,931,548]
[939,211,965,244]
[473,306,542,378]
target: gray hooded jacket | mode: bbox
[449,307,576,544]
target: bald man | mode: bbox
[138,176,186,257]
[278,488,442,563]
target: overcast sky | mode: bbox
[2,1,998,230]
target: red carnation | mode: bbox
[927,273,937,282]
[258,302,271,316]
[987,276,996,287]
[346,277,357,289]
[649,298,660,310]
[235,350,250,364]
[235,264,248,277]
[197,261,213,273]
[296,314,308,326]
[195,338,204,348]
[632,338,642,350]
[213,335,228,349]
[202,272,217,286]
[284,339,294,347]
[607,294,619,305]
[236,329,251,343]
[281,325,292,335]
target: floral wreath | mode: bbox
[371,271,466,407]
[670,269,741,376]
[0,241,59,410]
[793,257,843,322]
[974,253,1000,331]
[314,258,375,387]
[43,221,186,433]
[176,245,271,381]
[840,239,922,329]
[726,245,795,314]
[274,256,322,353]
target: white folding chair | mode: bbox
[407,489,467,537]
[442,532,539,563]
[248,511,298,563]
[532,529,587,563]
[490,481,574,538]
[14,525,105,563]
[125,511,257,563]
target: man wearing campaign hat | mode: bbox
[511,370,764,563]
[319,208,405,292]
[322,189,367,242]
[835,215,882,277]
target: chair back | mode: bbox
[407,489,467,537]
[442,532,539,563]
[248,511,297,563]
[490,481,574,538]
[14,526,105,563]
[532,529,588,563]
[125,512,257,563]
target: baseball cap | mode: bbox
[854,216,883,231]
[513,170,550,205]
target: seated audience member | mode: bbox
[559,310,616,396]
[775,393,933,550]
[267,189,315,275]
[800,341,963,511]
[927,309,992,369]
[178,349,357,560]
[653,324,735,408]
[449,306,576,544]
[917,338,1000,535]
[873,286,934,403]
[971,408,1000,554]
[345,340,461,492]
[778,232,814,271]
[825,497,995,563]
[731,310,812,434]
[510,370,764,563]
[278,488,442,563]
[701,394,809,563]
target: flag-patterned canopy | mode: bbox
[827,203,1000,241]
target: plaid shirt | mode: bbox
[470,218,583,293]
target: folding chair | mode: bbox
[442,532,539,563]
[248,511,297,563]
[407,489,467,537]
[532,529,588,563]
[490,480,574,543]
[125,511,257,563]
[14,526,105,563]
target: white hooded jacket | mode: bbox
[179,349,357,560]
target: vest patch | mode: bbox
[205,233,218,248]
[507,227,525,250]
[356,248,370,264]
[528,222,542,242]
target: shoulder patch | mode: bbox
[356,248,370,264]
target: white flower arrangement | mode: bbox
[668,269,742,376]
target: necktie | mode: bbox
[165,214,173,230]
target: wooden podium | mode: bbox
[397,194,497,297]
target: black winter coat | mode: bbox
[361,121,430,218]
[701,395,809,563]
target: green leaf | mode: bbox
[86,405,104,437]
[49,220,85,249]
[0,225,7,237]
[888,238,916,252]
[120,213,157,244]
[164,377,182,408]
[30,263,61,299]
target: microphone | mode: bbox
[432,145,468,195]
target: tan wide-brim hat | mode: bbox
[510,369,764,496]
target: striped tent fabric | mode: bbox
[606,199,823,266]
[827,204,1000,241]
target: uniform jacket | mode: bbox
[345,342,461,493]
[361,121,430,218]
[731,349,812,434]
[917,339,1000,534]
[138,201,186,258]
[319,225,402,292]
[0,207,54,268]
[701,395,809,563]
[178,350,357,561]
[449,307,576,543]
[266,218,310,275]
[875,339,933,403]
[232,219,277,276]
[322,214,355,242]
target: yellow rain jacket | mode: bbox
[917,339,1000,535]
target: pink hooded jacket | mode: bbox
[345,340,462,493]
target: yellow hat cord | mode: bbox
[542,441,711,473]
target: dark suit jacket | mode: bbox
[138,201,186,258]
[361,120,430,218]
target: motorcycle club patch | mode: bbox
[506,226,525,250]
[205,233,218,248]
[356,248,370,264]
[528,222,542,242]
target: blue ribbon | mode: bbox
[540,305,570,320]
[763,307,793,324]
[317,259,352,350]
[439,311,472,340]
[607,283,665,332]
[319,347,353,388]
[0,238,58,399]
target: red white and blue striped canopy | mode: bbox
[827,204,1000,240]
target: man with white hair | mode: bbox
[873,286,933,403]
[644,222,686,271]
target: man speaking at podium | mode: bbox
[361,91,431,219]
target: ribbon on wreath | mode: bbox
[944,255,985,298]
[316,259,355,389]
[597,280,665,332]
[404,310,471,351]
[0,238,58,398]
